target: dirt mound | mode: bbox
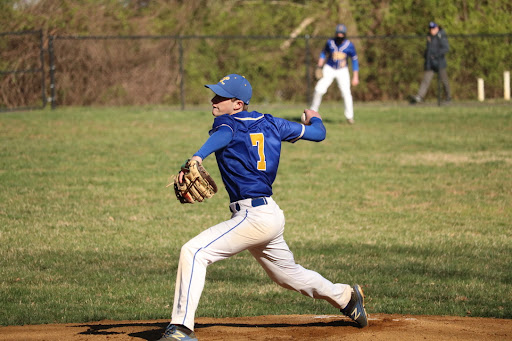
[1,314,510,340]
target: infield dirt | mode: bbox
[1,314,511,341]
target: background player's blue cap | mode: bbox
[429,21,438,28]
[335,24,347,34]
[205,74,252,104]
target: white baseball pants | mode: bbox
[171,197,352,331]
[311,65,354,120]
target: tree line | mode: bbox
[1,0,510,107]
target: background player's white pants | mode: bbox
[311,65,354,120]
[171,197,352,331]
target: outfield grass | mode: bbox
[0,103,511,325]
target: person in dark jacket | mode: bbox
[409,21,451,103]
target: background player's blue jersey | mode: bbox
[210,111,306,202]
[320,38,359,71]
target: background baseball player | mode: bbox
[311,24,359,124]
[158,74,368,340]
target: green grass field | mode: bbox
[0,103,511,326]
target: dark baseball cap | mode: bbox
[205,74,252,104]
[335,24,347,34]
[429,21,438,28]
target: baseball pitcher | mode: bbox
[158,74,368,340]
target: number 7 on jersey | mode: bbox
[250,133,267,171]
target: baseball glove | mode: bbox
[315,67,323,80]
[168,159,218,204]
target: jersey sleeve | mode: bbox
[274,116,325,143]
[302,117,326,141]
[348,42,359,71]
[319,40,330,59]
[194,125,233,159]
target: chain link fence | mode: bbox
[0,30,46,111]
[2,31,511,111]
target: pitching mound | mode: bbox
[1,314,510,340]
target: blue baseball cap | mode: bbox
[205,74,252,104]
[429,21,438,28]
[335,24,347,34]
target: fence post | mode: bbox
[477,78,484,102]
[38,29,47,108]
[504,71,510,101]
[48,35,56,109]
[179,36,184,110]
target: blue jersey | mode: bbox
[208,111,308,202]
[320,38,359,71]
